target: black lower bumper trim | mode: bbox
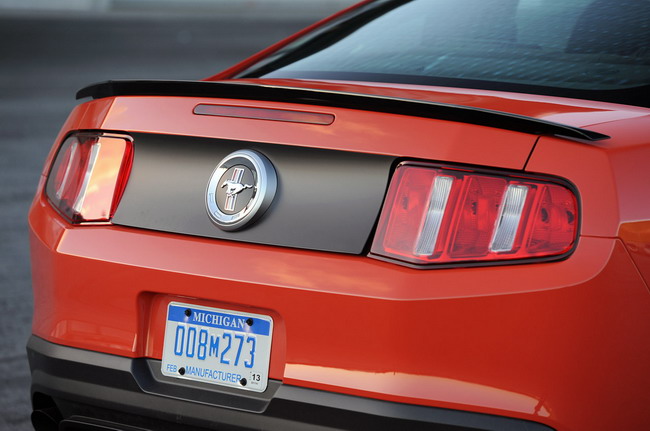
[27,336,554,431]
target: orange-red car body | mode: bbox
[28,1,650,430]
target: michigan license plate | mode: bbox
[161,302,273,392]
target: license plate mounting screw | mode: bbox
[240,378,247,386]
[184,309,192,317]
[179,367,186,376]
[246,318,254,326]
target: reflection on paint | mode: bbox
[285,363,551,418]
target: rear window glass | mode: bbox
[237,0,650,106]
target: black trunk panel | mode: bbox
[113,133,394,254]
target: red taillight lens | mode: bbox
[45,133,133,223]
[371,163,578,266]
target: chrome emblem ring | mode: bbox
[206,150,277,231]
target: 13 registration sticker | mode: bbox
[161,302,273,392]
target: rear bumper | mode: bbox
[29,194,650,430]
[27,336,554,431]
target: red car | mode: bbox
[28,1,650,430]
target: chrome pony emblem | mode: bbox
[221,167,254,211]
[206,150,277,231]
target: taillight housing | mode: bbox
[371,162,579,266]
[45,133,133,223]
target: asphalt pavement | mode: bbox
[0,2,353,428]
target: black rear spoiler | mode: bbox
[77,80,610,142]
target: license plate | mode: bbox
[161,302,273,392]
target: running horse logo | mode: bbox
[206,149,277,231]
[221,167,254,211]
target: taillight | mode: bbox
[371,163,578,266]
[45,133,133,223]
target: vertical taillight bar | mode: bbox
[490,184,528,252]
[415,175,454,256]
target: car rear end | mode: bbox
[27,1,650,430]
[27,81,650,431]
